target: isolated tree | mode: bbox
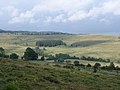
[23,47,38,60]
[93,63,101,73]
[41,56,45,61]
[10,53,19,59]
[108,62,115,71]
[0,47,5,57]
[94,63,101,69]
[87,63,92,67]
[74,61,80,66]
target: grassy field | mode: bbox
[0,33,120,62]
[0,59,120,90]
[0,33,120,90]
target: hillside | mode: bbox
[0,29,70,35]
[0,59,120,90]
[0,34,120,62]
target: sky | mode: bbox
[0,0,120,34]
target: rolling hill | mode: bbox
[0,33,120,62]
[0,29,70,35]
[0,59,120,90]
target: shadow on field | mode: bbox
[71,40,111,47]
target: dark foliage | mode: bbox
[81,56,110,62]
[74,61,80,66]
[10,53,19,59]
[36,40,66,47]
[41,56,45,61]
[47,53,79,60]
[23,47,38,60]
[94,63,101,69]
[86,63,92,67]
[0,47,5,57]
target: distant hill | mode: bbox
[0,29,6,33]
[0,29,71,35]
[21,31,71,35]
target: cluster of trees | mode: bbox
[80,56,110,62]
[0,47,19,59]
[47,53,79,61]
[23,47,46,61]
[72,60,120,73]
[101,62,120,71]
[93,62,120,73]
[36,40,66,47]
[0,47,45,61]
[23,47,38,60]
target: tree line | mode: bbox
[36,40,66,47]
[0,47,111,63]
[64,60,120,73]
[47,53,79,61]
[80,56,110,62]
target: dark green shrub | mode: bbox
[10,53,19,59]
[41,56,45,61]
[87,63,92,67]
[74,61,80,66]
[108,62,115,71]
[94,63,101,69]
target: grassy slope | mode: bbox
[0,59,120,90]
[0,34,120,61]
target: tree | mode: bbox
[74,61,80,66]
[87,63,92,67]
[94,63,101,69]
[23,47,38,60]
[0,47,5,57]
[93,63,101,73]
[108,62,115,71]
[41,56,45,61]
[10,53,19,59]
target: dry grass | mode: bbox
[0,33,120,62]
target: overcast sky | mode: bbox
[0,0,120,34]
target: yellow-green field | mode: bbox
[0,33,120,62]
